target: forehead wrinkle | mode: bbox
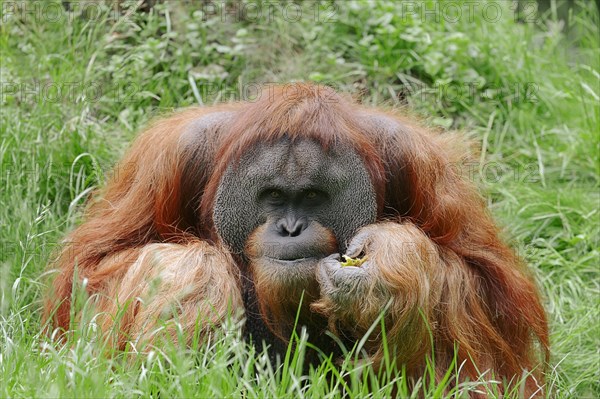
[252,141,324,181]
[281,144,321,181]
[238,138,352,190]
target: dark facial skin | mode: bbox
[213,137,377,266]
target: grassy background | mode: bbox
[0,0,598,397]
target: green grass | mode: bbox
[1,0,598,397]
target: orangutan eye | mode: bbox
[305,191,317,199]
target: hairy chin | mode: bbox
[249,257,322,338]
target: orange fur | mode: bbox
[43,83,548,397]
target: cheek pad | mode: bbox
[213,165,262,255]
[320,166,377,253]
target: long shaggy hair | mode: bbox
[44,83,549,397]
